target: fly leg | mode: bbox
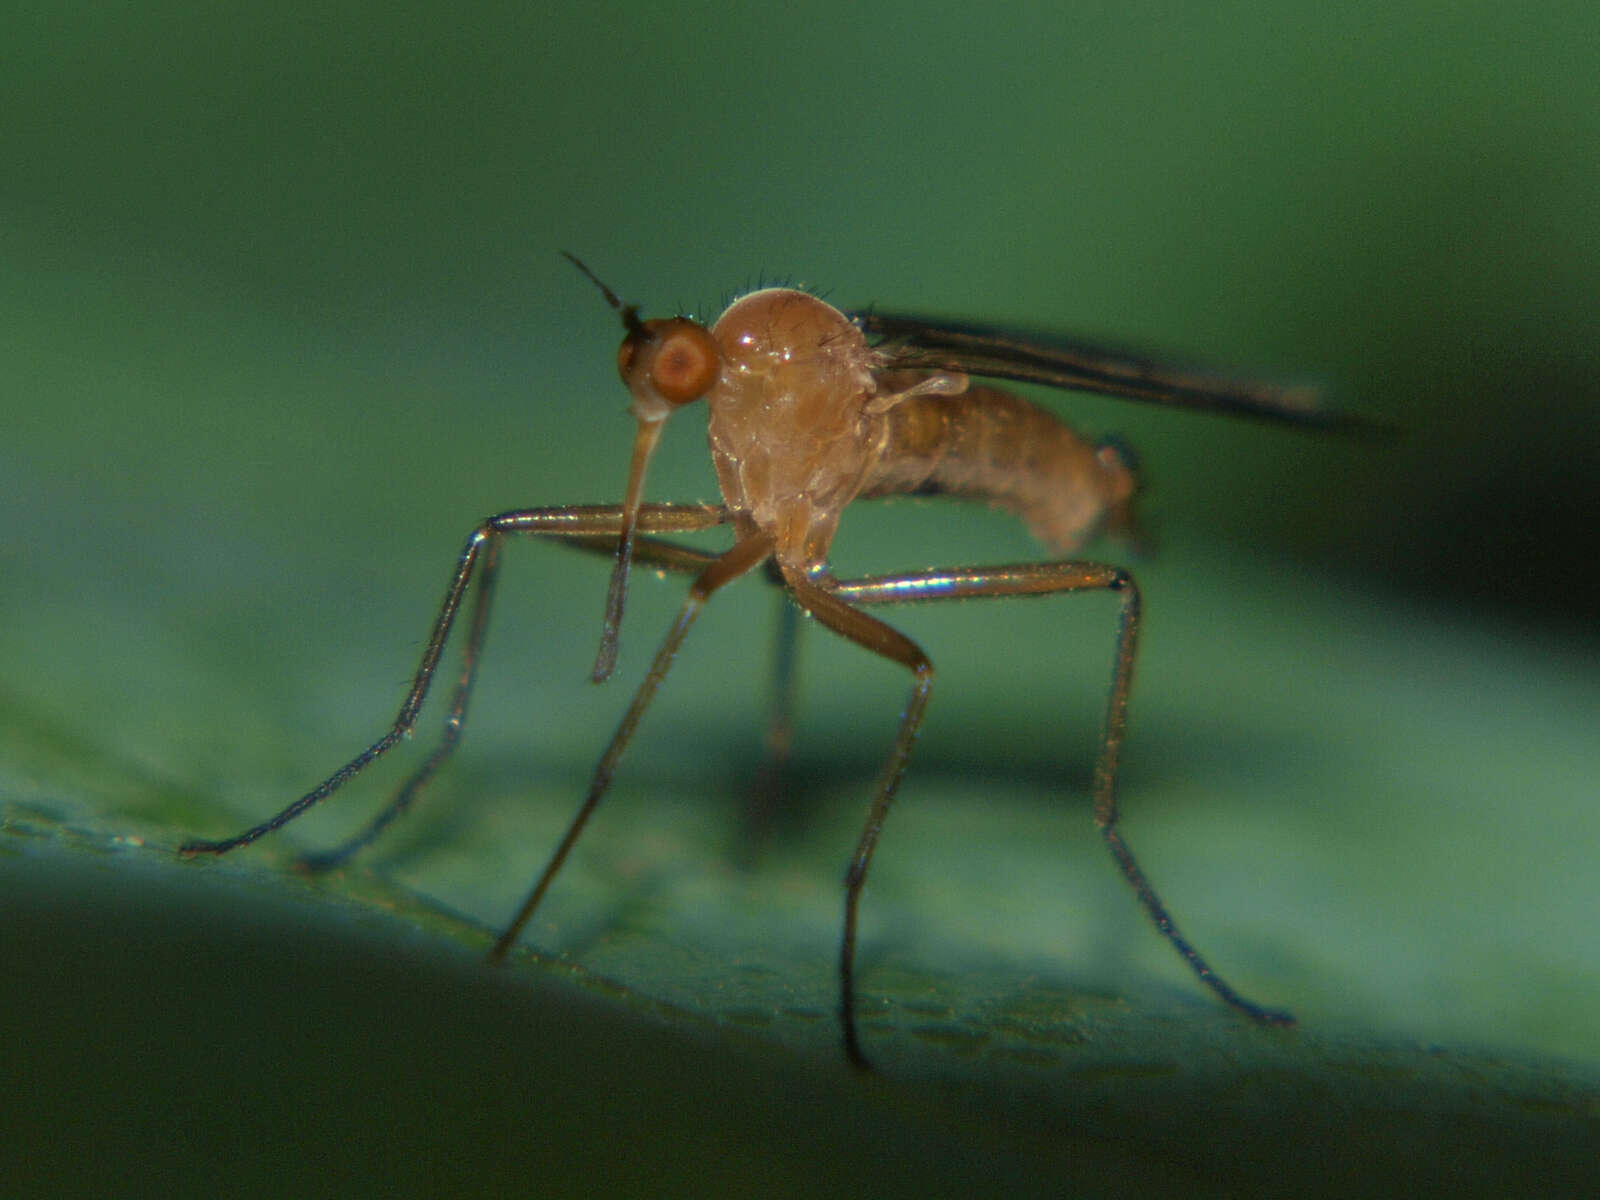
[487,531,775,962]
[179,503,727,863]
[298,515,729,872]
[292,530,506,873]
[737,586,804,862]
[779,572,934,1070]
[823,559,1292,1066]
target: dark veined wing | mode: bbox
[853,310,1388,436]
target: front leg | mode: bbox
[179,503,727,863]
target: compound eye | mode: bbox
[649,320,720,405]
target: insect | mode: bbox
[182,255,1372,1067]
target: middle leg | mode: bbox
[487,530,776,963]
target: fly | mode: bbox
[182,254,1377,1068]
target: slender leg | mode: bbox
[817,560,1292,1067]
[295,534,506,871]
[297,524,726,872]
[178,503,727,860]
[762,589,803,778]
[488,532,776,963]
[740,591,803,859]
[779,571,934,1070]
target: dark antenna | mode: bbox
[563,251,644,338]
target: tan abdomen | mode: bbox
[858,385,1137,553]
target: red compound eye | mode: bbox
[647,320,719,404]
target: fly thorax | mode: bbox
[706,288,883,565]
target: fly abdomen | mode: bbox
[859,385,1139,553]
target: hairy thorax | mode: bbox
[707,288,887,570]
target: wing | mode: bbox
[853,310,1387,436]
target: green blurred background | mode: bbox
[3,2,1597,1194]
